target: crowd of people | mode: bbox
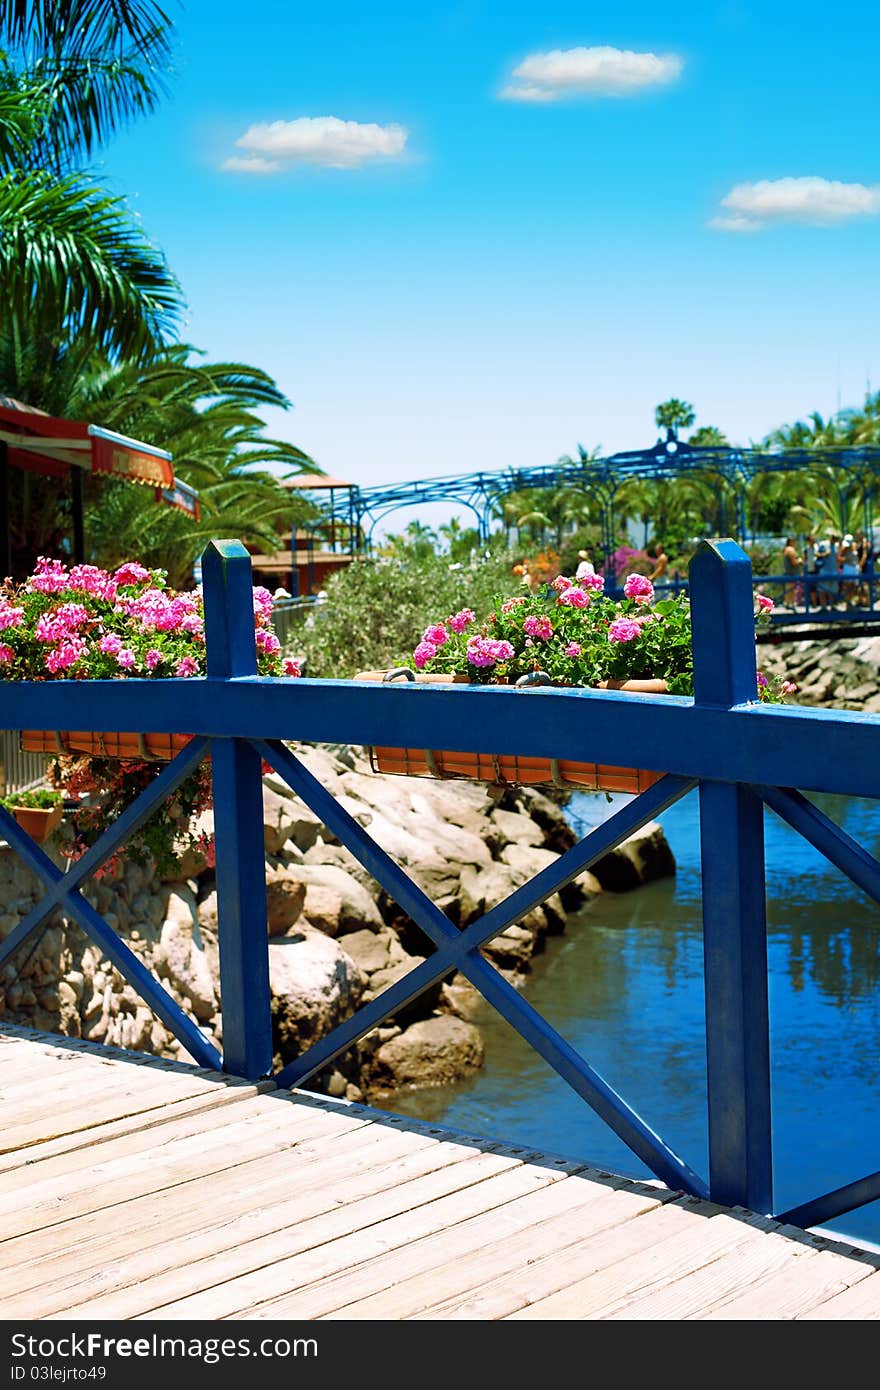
[780,531,876,610]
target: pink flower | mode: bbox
[565,641,582,657]
[29,557,69,594]
[35,613,64,643]
[551,576,573,592]
[180,612,204,635]
[175,656,200,678]
[624,574,655,604]
[0,604,24,631]
[558,587,590,608]
[282,657,302,677]
[448,608,475,633]
[413,640,437,669]
[523,615,553,641]
[113,562,150,586]
[99,633,123,656]
[0,643,13,664]
[423,623,449,647]
[145,648,162,670]
[755,593,774,613]
[756,671,769,687]
[68,564,114,599]
[56,603,89,630]
[45,636,86,672]
[781,680,797,695]
[608,617,641,644]
[252,586,274,621]
[580,573,605,591]
[255,629,281,654]
[500,597,527,615]
[466,637,515,668]
[115,648,136,669]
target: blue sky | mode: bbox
[100,1,880,492]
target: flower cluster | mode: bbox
[405,572,795,702]
[0,557,303,874]
[0,556,300,682]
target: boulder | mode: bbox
[269,930,364,1064]
[262,786,300,853]
[289,864,384,934]
[370,1015,485,1092]
[265,869,306,936]
[591,821,676,892]
[155,887,217,1022]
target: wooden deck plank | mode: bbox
[368,1180,676,1322]
[2,1027,878,1322]
[0,1083,273,1175]
[0,1095,370,1242]
[503,1204,770,1319]
[3,1122,475,1319]
[602,1218,826,1319]
[697,1245,879,1319]
[312,1175,673,1320]
[60,1146,558,1320]
[797,1268,880,1319]
[0,1118,495,1316]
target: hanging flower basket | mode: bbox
[355,667,667,794]
[19,729,192,763]
[353,566,790,795]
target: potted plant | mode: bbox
[358,571,796,792]
[0,556,302,874]
[0,787,64,844]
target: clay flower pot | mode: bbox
[6,802,63,844]
[355,668,666,794]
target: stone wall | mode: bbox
[0,742,676,1101]
[760,634,880,712]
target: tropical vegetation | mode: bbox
[0,1,314,583]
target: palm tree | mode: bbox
[654,399,696,435]
[0,14,182,370]
[68,347,319,583]
[689,425,729,448]
[0,0,175,170]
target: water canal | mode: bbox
[377,787,880,1247]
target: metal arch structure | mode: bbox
[327,433,880,568]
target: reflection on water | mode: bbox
[375,787,880,1246]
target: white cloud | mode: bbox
[712,177,880,231]
[500,45,683,102]
[226,116,408,172]
[221,155,281,175]
[708,214,763,234]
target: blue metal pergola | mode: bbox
[322,433,880,571]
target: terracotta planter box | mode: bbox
[20,730,192,763]
[8,802,63,843]
[355,669,666,794]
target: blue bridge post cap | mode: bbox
[201,539,258,679]
[689,538,758,707]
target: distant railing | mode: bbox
[271,595,325,652]
[639,569,880,628]
[0,730,49,798]
[0,538,879,1236]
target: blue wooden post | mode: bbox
[690,538,772,1214]
[202,540,273,1080]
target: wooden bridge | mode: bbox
[2,537,880,1323]
[3,1025,879,1322]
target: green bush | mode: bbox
[1,788,62,810]
[295,550,520,678]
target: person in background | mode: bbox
[648,543,668,583]
[781,537,802,608]
[838,533,860,607]
[575,548,595,582]
[814,538,837,609]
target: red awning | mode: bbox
[0,396,174,488]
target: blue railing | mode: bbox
[1,538,879,1233]
[644,568,880,628]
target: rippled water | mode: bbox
[376,788,880,1246]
